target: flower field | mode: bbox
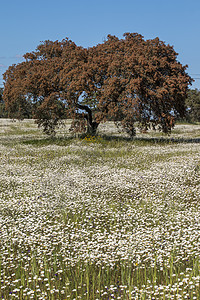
[0,119,200,299]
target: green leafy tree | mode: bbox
[185,89,200,122]
[0,87,8,118]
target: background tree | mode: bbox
[185,89,200,122]
[0,87,8,118]
[3,34,192,136]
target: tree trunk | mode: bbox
[75,103,99,135]
[86,119,99,135]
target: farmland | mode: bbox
[0,119,200,299]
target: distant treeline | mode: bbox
[0,88,8,118]
[183,88,200,123]
[0,87,200,123]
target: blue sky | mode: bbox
[1,0,200,89]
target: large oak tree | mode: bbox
[3,33,192,136]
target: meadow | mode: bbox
[0,119,200,299]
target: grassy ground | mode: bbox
[0,119,200,299]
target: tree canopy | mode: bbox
[3,33,192,136]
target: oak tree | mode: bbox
[3,34,192,136]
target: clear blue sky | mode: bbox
[1,0,200,89]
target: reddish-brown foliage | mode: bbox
[3,34,192,136]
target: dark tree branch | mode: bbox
[75,103,93,125]
[75,102,99,135]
